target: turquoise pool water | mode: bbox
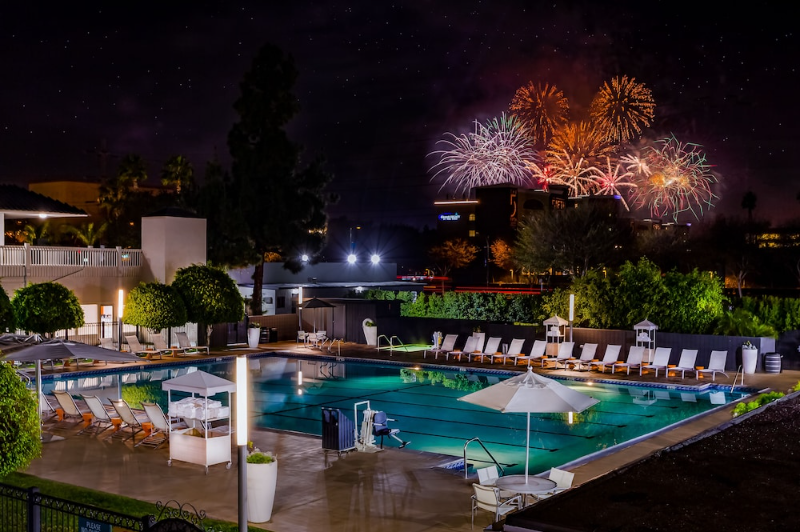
[42,355,748,476]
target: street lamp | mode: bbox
[236,356,248,531]
[568,294,575,342]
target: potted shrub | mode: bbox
[362,318,377,346]
[246,443,277,523]
[742,341,758,375]
[248,322,261,349]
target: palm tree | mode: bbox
[62,222,108,247]
[741,190,757,222]
[161,155,193,193]
[117,154,148,190]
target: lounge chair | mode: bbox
[152,335,188,357]
[471,484,522,530]
[472,332,486,355]
[515,340,546,366]
[176,332,210,355]
[479,337,505,364]
[449,336,477,362]
[668,349,698,379]
[52,390,89,423]
[504,339,526,365]
[587,344,622,372]
[308,330,329,349]
[99,337,117,350]
[696,350,730,381]
[612,346,645,375]
[110,398,149,442]
[124,335,163,360]
[639,347,673,377]
[297,330,308,346]
[79,394,119,436]
[556,343,597,370]
[424,334,458,359]
[534,467,575,500]
[542,342,575,369]
[39,392,59,423]
[137,402,172,449]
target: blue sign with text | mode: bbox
[79,517,112,532]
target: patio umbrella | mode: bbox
[1,339,146,438]
[459,367,598,483]
[301,297,335,332]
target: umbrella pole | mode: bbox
[36,360,43,430]
[525,412,530,483]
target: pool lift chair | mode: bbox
[353,401,410,451]
[372,411,410,449]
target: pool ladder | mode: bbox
[463,437,505,479]
[730,364,745,392]
[377,334,405,356]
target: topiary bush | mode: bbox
[12,282,84,335]
[0,362,41,477]
[123,282,187,332]
[172,264,244,344]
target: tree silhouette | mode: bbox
[741,190,757,222]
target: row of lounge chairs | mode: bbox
[44,390,175,448]
[423,334,730,380]
[122,332,209,360]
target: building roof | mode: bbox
[0,184,88,219]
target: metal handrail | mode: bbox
[376,334,405,356]
[377,334,392,350]
[731,364,744,392]
[463,437,505,479]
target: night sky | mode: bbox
[2,2,798,228]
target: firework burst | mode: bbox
[591,76,655,143]
[509,82,569,147]
[586,156,637,210]
[429,113,539,195]
[546,121,613,168]
[622,135,716,220]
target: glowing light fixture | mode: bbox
[347,254,357,264]
[370,254,381,265]
[301,254,309,262]
[236,356,248,446]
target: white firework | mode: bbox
[430,114,539,195]
[586,156,637,210]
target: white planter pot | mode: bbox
[363,326,377,346]
[247,460,278,523]
[248,328,260,349]
[742,348,758,374]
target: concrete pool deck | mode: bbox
[20,341,800,531]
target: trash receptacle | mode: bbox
[270,327,278,343]
[764,352,782,373]
[259,327,269,344]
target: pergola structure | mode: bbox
[0,184,87,245]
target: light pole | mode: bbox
[236,356,248,531]
[117,289,124,351]
[568,293,575,342]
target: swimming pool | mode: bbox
[42,354,749,476]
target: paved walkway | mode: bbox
[21,341,800,532]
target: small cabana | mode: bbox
[634,319,658,364]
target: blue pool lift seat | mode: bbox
[372,411,409,449]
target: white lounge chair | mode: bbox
[124,335,163,360]
[110,398,149,442]
[612,346,645,375]
[472,332,486,355]
[471,483,522,530]
[52,390,89,423]
[504,339,526,365]
[668,349,698,379]
[542,342,574,369]
[153,335,190,357]
[478,337,503,364]
[137,402,172,449]
[696,350,729,381]
[639,347,672,377]
[556,343,597,370]
[424,334,457,359]
[79,394,119,436]
[449,336,478,362]
[578,344,620,372]
[515,340,547,366]
[176,332,210,355]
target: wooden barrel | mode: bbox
[764,352,782,373]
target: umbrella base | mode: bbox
[41,432,65,443]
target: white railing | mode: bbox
[0,244,143,279]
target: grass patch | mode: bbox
[1,473,270,532]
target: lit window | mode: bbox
[468,230,476,237]
[469,213,476,221]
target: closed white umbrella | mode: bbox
[459,367,598,483]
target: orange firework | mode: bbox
[590,76,655,143]
[509,82,569,147]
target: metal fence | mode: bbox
[0,484,210,532]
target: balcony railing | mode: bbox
[0,244,143,279]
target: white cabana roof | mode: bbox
[162,370,236,396]
[634,319,659,331]
[543,315,568,327]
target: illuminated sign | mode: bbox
[438,212,461,221]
